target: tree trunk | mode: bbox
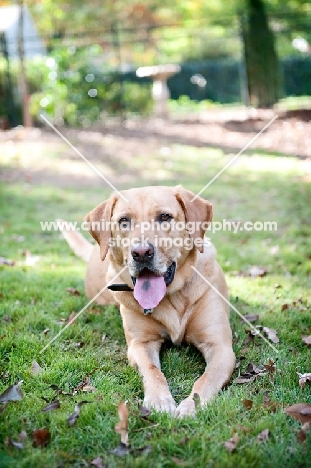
[243,0,281,108]
[18,1,32,127]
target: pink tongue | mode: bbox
[134,271,166,309]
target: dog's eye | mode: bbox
[118,217,131,230]
[158,213,172,222]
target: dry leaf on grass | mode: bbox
[263,360,276,375]
[91,457,105,468]
[67,311,76,325]
[234,375,256,384]
[248,266,267,277]
[262,327,279,344]
[262,391,279,412]
[257,429,270,442]
[115,401,129,446]
[284,403,311,424]
[297,373,311,388]
[242,314,259,323]
[109,442,130,457]
[234,361,267,384]
[19,430,27,442]
[31,360,43,375]
[243,399,253,410]
[67,401,90,426]
[66,287,81,296]
[302,336,311,345]
[297,423,310,444]
[82,385,97,393]
[41,400,60,412]
[5,438,24,450]
[32,428,50,448]
[0,380,23,403]
[223,433,239,452]
[0,257,14,266]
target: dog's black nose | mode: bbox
[131,243,154,262]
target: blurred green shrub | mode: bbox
[28,47,152,125]
[0,47,152,126]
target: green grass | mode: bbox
[0,133,311,467]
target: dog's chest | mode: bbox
[155,294,194,344]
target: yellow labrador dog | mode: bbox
[62,185,235,417]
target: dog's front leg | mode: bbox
[127,338,176,414]
[175,341,235,417]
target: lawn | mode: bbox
[0,126,310,467]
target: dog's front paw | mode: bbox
[175,397,197,418]
[143,394,176,414]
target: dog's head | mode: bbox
[84,186,212,310]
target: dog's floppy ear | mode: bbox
[172,186,212,253]
[84,195,118,261]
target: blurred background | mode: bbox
[0,0,311,129]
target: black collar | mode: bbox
[108,284,133,292]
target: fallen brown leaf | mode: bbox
[31,360,43,375]
[91,456,105,468]
[234,375,256,384]
[263,399,279,412]
[262,327,279,344]
[0,257,14,266]
[67,311,76,325]
[109,442,130,457]
[284,403,311,424]
[41,400,61,412]
[297,429,307,444]
[5,438,24,450]
[67,401,90,426]
[73,341,84,349]
[263,359,276,374]
[248,266,267,277]
[223,432,239,452]
[82,385,97,392]
[302,336,311,345]
[0,380,23,403]
[297,372,311,388]
[257,428,270,442]
[297,423,310,444]
[32,428,50,448]
[242,314,259,323]
[66,287,81,296]
[243,399,253,410]
[19,430,27,442]
[281,304,289,311]
[115,401,129,446]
